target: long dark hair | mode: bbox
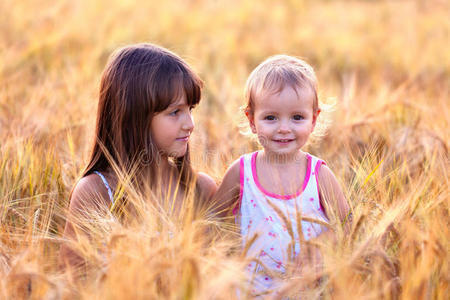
[82,43,202,196]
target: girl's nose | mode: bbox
[277,121,291,133]
[182,112,194,131]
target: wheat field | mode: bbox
[0,0,449,299]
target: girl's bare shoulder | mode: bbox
[316,164,340,190]
[197,172,217,199]
[222,158,241,184]
[210,158,242,217]
[69,173,113,213]
[215,158,241,196]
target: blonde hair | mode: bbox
[244,55,319,115]
[242,55,331,142]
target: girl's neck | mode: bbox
[155,156,186,213]
[260,149,304,166]
[158,156,178,182]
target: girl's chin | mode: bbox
[174,152,187,158]
[168,147,188,158]
[264,147,301,157]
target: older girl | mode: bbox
[60,43,216,272]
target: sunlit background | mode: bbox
[1,0,448,299]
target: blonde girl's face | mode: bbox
[247,86,318,157]
[151,94,195,157]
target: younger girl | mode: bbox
[214,55,351,295]
[60,43,216,271]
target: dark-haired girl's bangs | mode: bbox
[152,71,184,112]
[152,70,201,112]
[183,69,202,107]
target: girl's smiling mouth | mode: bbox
[273,138,294,144]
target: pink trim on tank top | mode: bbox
[233,157,245,215]
[251,151,312,200]
[314,159,326,212]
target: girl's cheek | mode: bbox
[189,113,195,128]
[264,123,277,130]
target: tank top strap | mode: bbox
[240,152,257,192]
[93,171,114,205]
[241,152,255,177]
[302,153,327,210]
[306,153,326,178]
[232,152,255,216]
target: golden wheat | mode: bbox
[0,0,448,299]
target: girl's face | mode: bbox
[248,86,318,157]
[151,94,194,157]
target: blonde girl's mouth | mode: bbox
[273,139,294,144]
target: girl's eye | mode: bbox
[264,115,276,121]
[189,105,195,112]
[293,115,304,121]
[170,109,180,116]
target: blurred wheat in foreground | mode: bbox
[0,0,449,299]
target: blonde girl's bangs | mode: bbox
[245,56,319,114]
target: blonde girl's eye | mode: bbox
[293,114,304,121]
[264,115,276,121]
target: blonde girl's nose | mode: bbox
[278,120,291,133]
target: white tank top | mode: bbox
[237,151,329,294]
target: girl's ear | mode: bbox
[246,110,257,134]
[312,108,321,129]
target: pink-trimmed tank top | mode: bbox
[237,151,328,294]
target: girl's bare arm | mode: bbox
[317,164,352,232]
[211,159,241,219]
[196,172,218,212]
[295,165,351,273]
[60,175,111,272]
